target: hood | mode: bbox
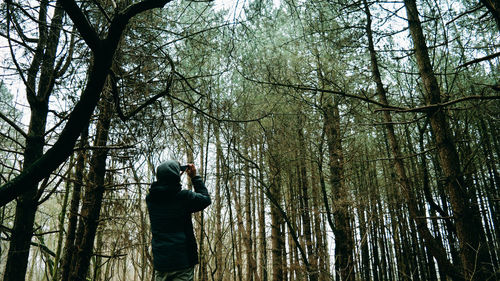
[148,160,182,200]
[156,160,181,184]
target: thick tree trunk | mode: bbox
[404,1,493,279]
[3,180,39,281]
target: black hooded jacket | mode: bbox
[146,160,211,272]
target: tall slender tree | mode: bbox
[3,1,66,280]
[404,1,493,279]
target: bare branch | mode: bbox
[90,0,112,23]
[238,69,403,110]
[55,27,77,78]
[6,3,30,93]
[73,144,135,151]
[457,51,500,68]
[0,111,27,138]
[446,4,484,25]
[111,53,175,121]
[0,31,36,52]
[375,95,500,113]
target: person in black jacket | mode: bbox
[146,160,211,281]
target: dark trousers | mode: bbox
[155,266,194,281]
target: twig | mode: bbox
[238,69,400,110]
[73,144,135,151]
[0,111,27,138]
[375,95,500,113]
[446,4,484,25]
[90,0,111,22]
[111,53,175,122]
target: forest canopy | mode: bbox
[0,0,499,281]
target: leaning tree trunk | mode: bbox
[403,1,493,280]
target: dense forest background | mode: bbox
[0,0,499,280]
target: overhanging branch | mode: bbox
[457,51,500,68]
[240,71,500,113]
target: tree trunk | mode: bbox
[244,145,259,281]
[68,91,113,281]
[130,160,150,281]
[296,116,318,281]
[309,157,326,281]
[481,0,500,31]
[214,124,225,280]
[198,117,209,281]
[270,160,284,281]
[60,128,88,281]
[364,1,469,279]
[51,159,73,281]
[404,1,493,279]
[3,2,64,280]
[258,140,268,281]
[322,100,354,281]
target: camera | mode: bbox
[180,165,189,172]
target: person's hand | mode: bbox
[186,164,197,178]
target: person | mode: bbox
[146,160,211,281]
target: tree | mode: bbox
[0,0,176,207]
[404,0,494,279]
[1,1,498,280]
[3,1,67,279]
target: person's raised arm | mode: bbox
[185,164,211,212]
